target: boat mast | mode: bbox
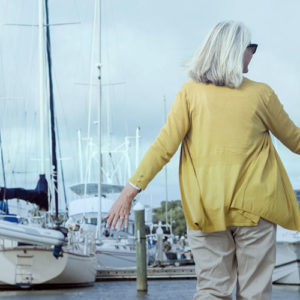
[38,0,46,175]
[45,0,59,223]
[97,0,103,239]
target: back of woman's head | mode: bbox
[187,21,251,88]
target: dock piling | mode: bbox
[134,202,147,292]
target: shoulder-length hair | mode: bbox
[187,21,251,88]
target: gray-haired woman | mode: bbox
[105,21,300,299]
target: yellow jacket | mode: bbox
[130,78,300,232]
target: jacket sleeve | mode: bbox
[129,85,191,190]
[262,90,300,154]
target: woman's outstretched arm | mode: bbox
[105,84,190,231]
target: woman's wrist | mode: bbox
[128,181,142,193]
[125,183,140,198]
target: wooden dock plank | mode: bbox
[96,266,196,281]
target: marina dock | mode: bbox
[97,266,196,280]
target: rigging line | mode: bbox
[107,0,127,138]
[0,131,6,187]
[0,130,8,213]
[0,39,7,104]
[50,62,78,186]
[71,0,87,105]
[49,48,73,142]
[6,2,22,130]
[45,35,73,200]
[100,1,111,148]
[0,62,8,132]
[87,0,98,139]
[55,117,68,214]
[3,2,30,176]
[24,6,38,187]
[24,111,28,187]
[49,53,72,136]
[71,1,89,180]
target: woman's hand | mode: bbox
[104,183,139,231]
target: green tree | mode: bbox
[152,200,186,236]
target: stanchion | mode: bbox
[156,222,164,264]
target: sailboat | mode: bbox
[0,0,96,288]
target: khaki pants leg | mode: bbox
[188,219,276,300]
[188,228,236,300]
[234,219,276,300]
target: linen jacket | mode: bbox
[130,78,300,232]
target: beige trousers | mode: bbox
[188,219,276,300]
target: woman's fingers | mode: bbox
[104,213,114,229]
[104,205,130,231]
[124,215,129,230]
[111,214,120,231]
[105,213,128,231]
[103,183,139,231]
[117,216,124,232]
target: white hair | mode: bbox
[186,21,251,88]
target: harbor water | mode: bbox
[0,281,299,300]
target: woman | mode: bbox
[104,21,300,299]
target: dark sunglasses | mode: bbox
[247,43,258,54]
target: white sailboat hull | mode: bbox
[0,220,65,246]
[0,246,97,288]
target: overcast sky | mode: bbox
[1,0,300,208]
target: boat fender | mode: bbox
[52,227,68,258]
[53,244,63,259]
